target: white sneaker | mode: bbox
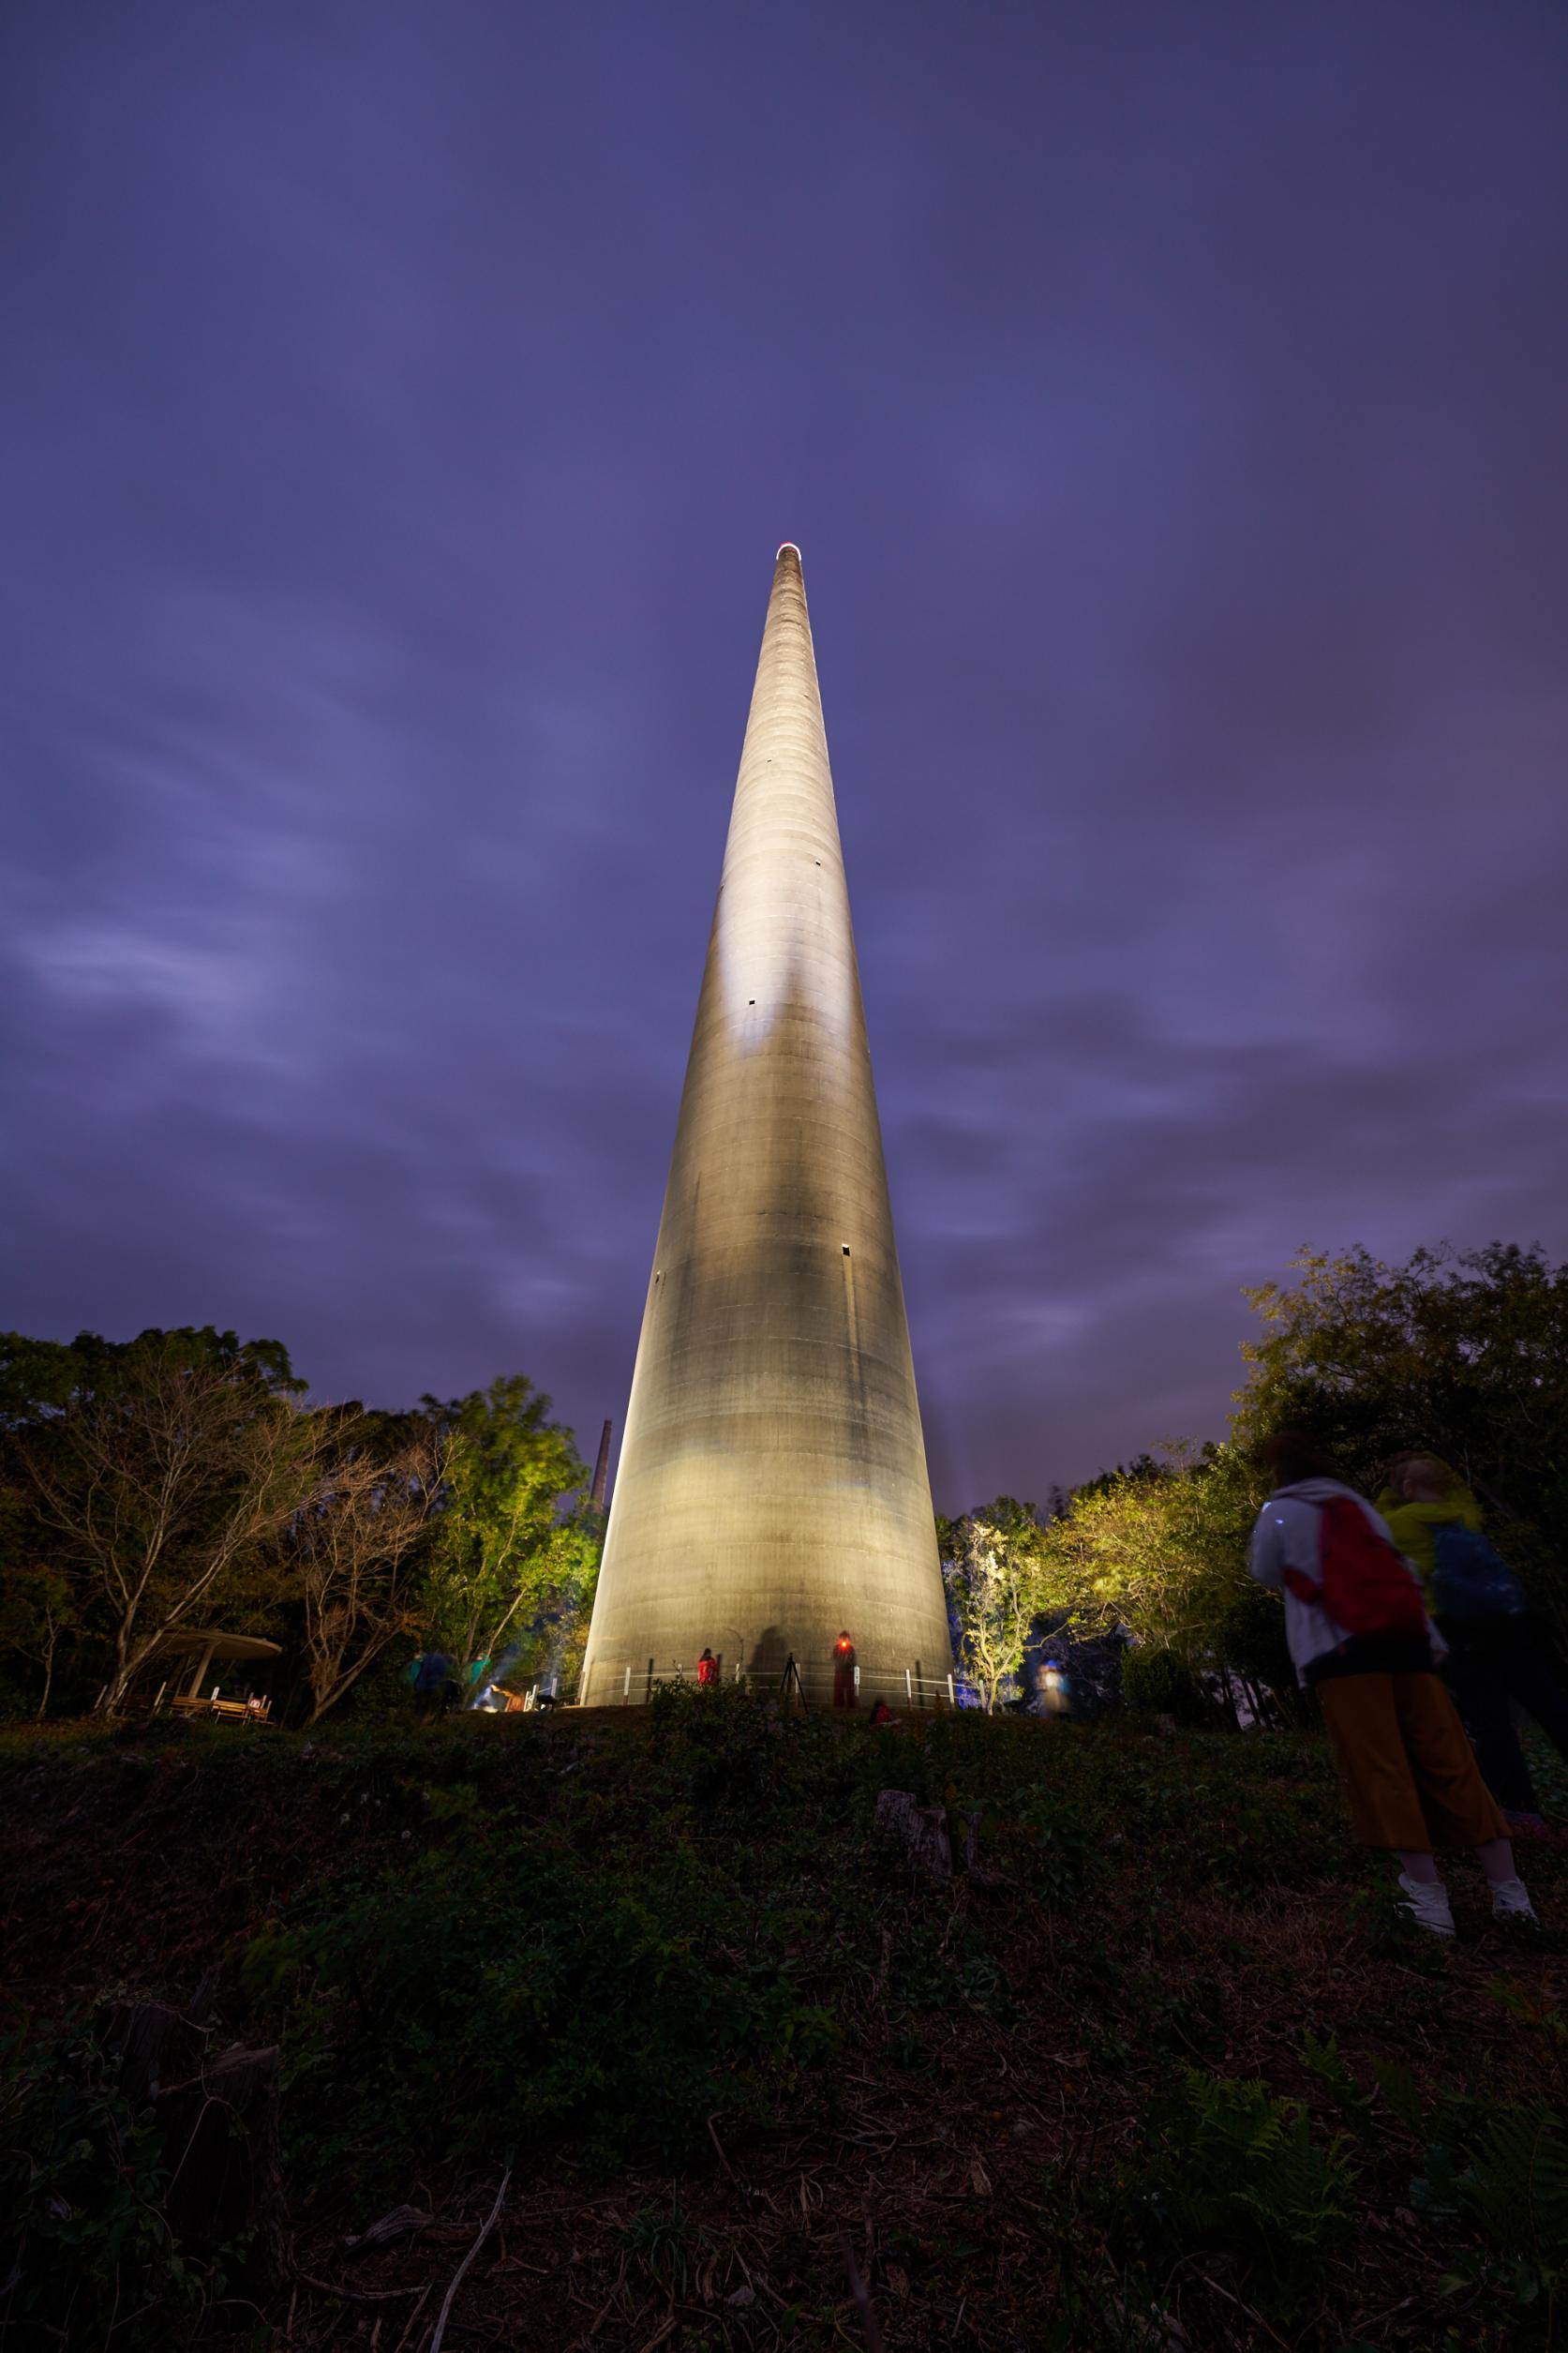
[1490,1876,1538,1924]
[1396,1873,1456,1937]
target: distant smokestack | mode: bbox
[590,1418,613,1511]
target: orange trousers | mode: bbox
[1316,1671,1506,1850]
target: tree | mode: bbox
[1033,1466,1193,1656]
[421,1376,590,1685]
[0,1558,78,1719]
[1,1327,320,1712]
[1232,1243,1568,1619]
[1033,1446,1292,1720]
[500,1505,604,1697]
[290,1414,439,1725]
[938,1497,1043,1712]
[0,1434,78,1716]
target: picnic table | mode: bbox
[169,1692,273,1724]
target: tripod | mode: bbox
[779,1652,807,1709]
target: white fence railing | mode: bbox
[576,1657,957,1711]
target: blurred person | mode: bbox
[1039,1659,1071,1716]
[1248,1431,1534,1935]
[411,1650,454,1719]
[1380,1454,1568,1836]
[696,1646,719,1688]
[832,1631,858,1708]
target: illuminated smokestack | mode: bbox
[578,546,950,1702]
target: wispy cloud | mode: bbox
[2,0,1564,1505]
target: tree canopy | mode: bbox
[1232,1242,1568,1593]
[1,1327,318,1712]
[419,1374,594,1687]
[0,1336,598,1722]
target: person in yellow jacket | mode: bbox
[1375,1453,1483,1585]
[1379,1453,1568,1836]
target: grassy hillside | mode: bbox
[4,1693,1567,2350]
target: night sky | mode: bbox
[3,4,1565,1510]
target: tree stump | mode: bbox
[157,2043,284,2266]
[874,1789,952,1880]
[98,1998,204,2108]
[98,2001,285,2278]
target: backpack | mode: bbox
[1314,1495,1428,1638]
[1428,1521,1527,1622]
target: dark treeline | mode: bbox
[7,1242,1564,1728]
[0,1329,601,1722]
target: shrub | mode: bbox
[0,2022,219,2349]
[1006,1780,1096,1903]
[1415,2102,1568,2334]
[280,1802,845,2193]
[1119,1645,1212,1726]
[1120,2065,1356,2311]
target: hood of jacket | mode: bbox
[1269,1476,1365,1506]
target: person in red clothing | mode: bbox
[832,1631,858,1708]
[1248,1429,1533,1936]
[695,1647,719,1688]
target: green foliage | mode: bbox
[1024,2153,1183,2353]
[1414,2104,1568,2335]
[0,2021,219,2349]
[203,1693,1211,2209]
[1005,1779,1096,1904]
[938,1496,1042,1712]
[1370,2053,1425,2135]
[617,2198,707,2295]
[278,1732,849,2188]
[0,1330,591,1725]
[0,1325,316,1713]
[1453,2105,1568,2273]
[646,1677,787,1818]
[1119,1642,1212,1725]
[7,1695,1565,2346]
[0,1555,79,1720]
[1123,2065,1357,2309]
[1303,2029,1379,2145]
[1291,2017,1568,2338]
[421,1374,593,1682]
[1233,1243,1568,1626]
[1035,1445,1288,1715]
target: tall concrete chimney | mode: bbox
[578,546,951,1704]
[590,1418,613,1512]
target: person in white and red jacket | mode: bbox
[1248,1429,1533,1938]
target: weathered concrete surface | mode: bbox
[579,546,952,1705]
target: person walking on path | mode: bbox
[696,1646,719,1689]
[1378,1454,1568,1837]
[832,1631,859,1709]
[411,1650,454,1719]
[1248,1431,1534,1936]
